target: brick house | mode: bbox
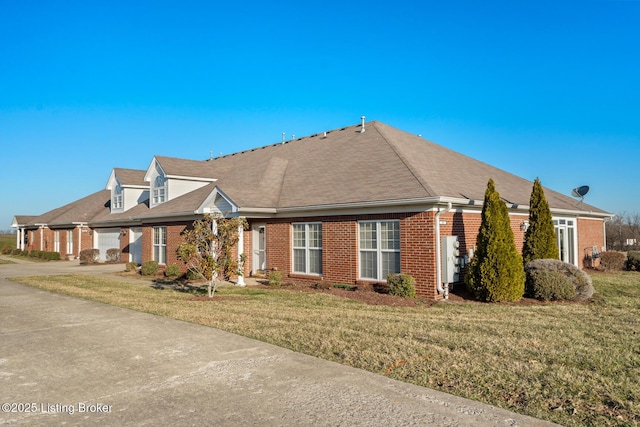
[11,119,612,299]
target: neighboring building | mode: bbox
[11,120,612,299]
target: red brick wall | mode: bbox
[577,218,605,268]
[140,222,190,268]
[254,210,562,300]
[80,227,92,256]
[265,222,291,275]
[322,219,359,285]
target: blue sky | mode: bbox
[1,0,638,230]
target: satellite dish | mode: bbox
[571,185,589,208]
[571,185,590,198]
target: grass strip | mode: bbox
[9,272,640,426]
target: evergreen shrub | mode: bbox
[267,270,282,286]
[465,179,525,302]
[125,262,138,272]
[600,251,626,271]
[525,259,593,301]
[186,268,201,280]
[141,260,159,276]
[626,251,640,271]
[387,273,416,298]
[522,178,559,264]
[164,264,181,277]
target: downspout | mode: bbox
[435,202,453,297]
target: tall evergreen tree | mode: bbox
[522,178,559,264]
[465,179,525,302]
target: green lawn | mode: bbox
[0,233,15,250]
[9,272,640,426]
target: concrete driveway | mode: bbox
[0,257,557,426]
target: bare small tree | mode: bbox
[177,214,248,297]
[606,212,640,251]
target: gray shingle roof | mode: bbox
[114,168,147,187]
[30,190,111,227]
[202,120,608,214]
[16,120,609,228]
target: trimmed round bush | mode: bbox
[186,268,201,280]
[106,248,121,263]
[525,259,594,301]
[125,262,138,272]
[600,251,626,271]
[141,260,159,276]
[164,264,181,277]
[387,273,417,298]
[79,249,100,264]
[1,244,13,254]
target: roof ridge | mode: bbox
[372,122,437,197]
[209,121,365,161]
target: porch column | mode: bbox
[236,220,246,286]
[16,229,20,250]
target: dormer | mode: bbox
[144,156,217,208]
[106,168,149,213]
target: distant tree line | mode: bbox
[606,212,640,251]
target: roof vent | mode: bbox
[360,116,366,133]
[282,132,286,144]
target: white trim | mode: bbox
[165,174,217,182]
[237,223,245,286]
[196,187,239,215]
[252,223,267,273]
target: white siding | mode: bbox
[167,178,209,200]
[124,188,149,211]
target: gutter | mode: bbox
[435,202,453,298]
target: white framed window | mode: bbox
[53,230,60,252]
[359,220,400,280]
[153,226,167,264]
[112,184,123,210]
[292,223,322,275]
[152,175,166,205]
[67,230,74,254]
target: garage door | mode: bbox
[95,228,121,261]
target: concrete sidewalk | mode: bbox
[0,258,557,426]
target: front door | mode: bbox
[130,227,142,265]
[252,224,266,274]
[554,218,576,265]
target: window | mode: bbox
[292,223,322,275]
[53,231,60,252]
[152,175,166,205]
[67,230,74,254]
[153,226,167,264]
[359,220,400,280]
[112,184,123,210]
